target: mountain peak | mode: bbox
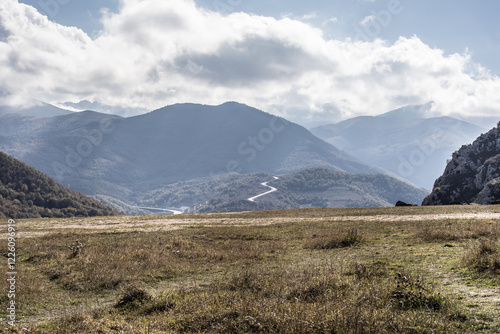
[377,102,435,119]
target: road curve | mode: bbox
[132,206,183,215]
[248,178,279,202]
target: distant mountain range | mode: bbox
[0,102,428,213]
[0,151,119,219]
[311,103,485,190]
[423,122,500,205]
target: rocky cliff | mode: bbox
[423,121,500,205]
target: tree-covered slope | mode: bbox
[0,151,120,218]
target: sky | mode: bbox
[1,0,500,126]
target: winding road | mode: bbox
[132,206,183,215]
[248,177,279,202]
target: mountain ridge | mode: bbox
[310,104,484,190]
[0,102,391,211]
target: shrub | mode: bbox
[68,240,84,259]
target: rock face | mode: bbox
[423,122,500,205]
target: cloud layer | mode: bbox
[1,0,499,124]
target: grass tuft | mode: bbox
[462,238,500,274]
[391,272,445,311]
[305,227,365,249]
[115,281,152,310]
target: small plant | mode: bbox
[68,240,84,259]
[391,272,445,311]
[350,261,387,280]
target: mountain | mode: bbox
[127,167,427,214]
[377,102,437,119]
[423,122,500,205]
[0,151,119,219]
[270,167,428,208]
[0,103,73,117]
[199,167,428,213]
[61,100,148,117]
[310,104,484,190]
[0,102,386,210]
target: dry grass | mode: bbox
[305,227,366,249]
[17,228,287,294]
[463,239,500,275]
[1,206,500,333]
[416,220,499,242]
[28,265,460,334]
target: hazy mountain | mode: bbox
[452,115,500,130]
[62,100,148,117]
[310,104,484,190]
[128,167,427,214]
[0,151,119,219]
[0,103,73,117]
[270,167,428,208]
[423,122,500,205]
[0,102,385,209]
[377,102,437,119]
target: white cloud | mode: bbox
[360,15,376,27]
[322,16,339,27]
[0,0,499,125]
[300,12,317,20]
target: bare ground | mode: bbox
[7,211,500,239]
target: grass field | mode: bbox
[1,206,499,333]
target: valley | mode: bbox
[0,102,431,215]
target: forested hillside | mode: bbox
[0,151,120,218]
